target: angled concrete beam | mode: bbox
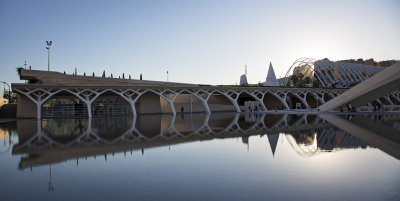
[319,62,400,111]
[320,114,400,160]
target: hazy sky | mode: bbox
[0,0,399,90]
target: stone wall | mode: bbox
[16,95,36,118]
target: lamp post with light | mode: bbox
[46,41,52,71]
[167,70,169,82]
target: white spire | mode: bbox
[264,62,279,86]
[267,133,279,157]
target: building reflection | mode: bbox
[11,113,400,169]
[0,121,16,155]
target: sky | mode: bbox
[0,0,399,91]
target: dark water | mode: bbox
[0,113,399,201]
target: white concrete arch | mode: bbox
[135,89,177,115]
[237,90,267,112]
[86,89,135,117]
[305,92,325,107]
[263,91,290,110]
[207,90,241,112]
[13,88,66,119]
[64,89,104,118]
[173,89,211,114]
[287,91,310,109]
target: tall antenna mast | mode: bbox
[245,64,247,75]
[24,60,27,69]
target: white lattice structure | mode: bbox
[12,83,400,119]
[314,60,386,88]
[12,84,351,119]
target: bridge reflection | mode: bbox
[12,113,400,169]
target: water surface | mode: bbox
[0,113,399,201]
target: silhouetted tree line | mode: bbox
[323,58,398,67]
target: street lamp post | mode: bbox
[46,41,52,71]
[166,70,169,82]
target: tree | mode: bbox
[289,75,298,87]
[3,93,17,103]
[303,77,311,84]
[298,73,304,86]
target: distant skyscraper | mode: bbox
[264,62,279,86]
[240,64,248,86]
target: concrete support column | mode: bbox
[190,91,211,114]
[36,98,41,120]
[248,92,267,112]
[86,101,92,119]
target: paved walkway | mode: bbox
[0,118,16,123]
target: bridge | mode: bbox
[11,69,400,119]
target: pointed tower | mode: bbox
[264,62,279,86]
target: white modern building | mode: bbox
[314,59,386,88]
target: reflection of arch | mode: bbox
[263,92,289,110]
[238,113,265,130]
[218,113,240,134]
[42,118,89,144]
[91,116,134,141]
[13,113,334,165]
[173,113,208,135]
[306,115,318,125]
[287,114,306,126]
[263,114,284,128]
[207,113,237,133]
[237,115,255,130]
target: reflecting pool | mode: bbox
[0,113,399,201]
